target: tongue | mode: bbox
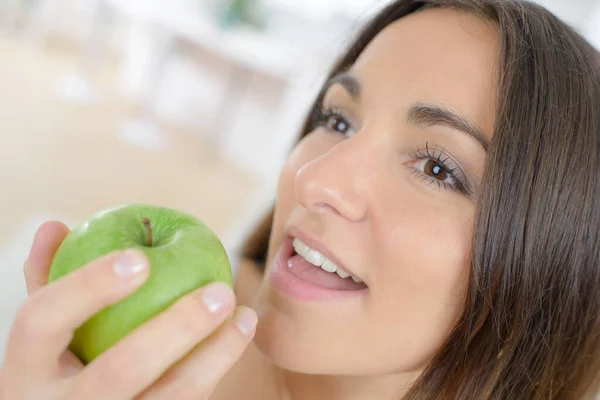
[287,254,367,291]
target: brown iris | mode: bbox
[327,116,348,133]
[424,160,448,180]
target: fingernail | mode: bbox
[113,250,148,277]
[202,282,234,313]
[234,307,258,336]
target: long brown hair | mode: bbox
[241,0,600,398]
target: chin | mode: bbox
[251,283,390,376]
[251,307,346,374]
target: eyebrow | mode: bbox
[322,72,361,102]
[323,73,489,152]
[407,103,489,151]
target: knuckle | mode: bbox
[213,326,247,368]
[75,261,112,301]
[13,298,46,340]
[174,295,214,338]
[219,344,238,366]
[22,257,34,279]
[224,330,246,363]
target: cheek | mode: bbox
[371,193,473,352]
[396,208,471,294]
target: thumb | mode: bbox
[23,220,70,295]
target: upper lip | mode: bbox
[287,226,364,283]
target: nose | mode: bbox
[295,139,369,222]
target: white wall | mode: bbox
[584,2,600,50]
[535,0,598,27]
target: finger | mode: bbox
[6,249,149,376]
[24,220,70,295]
[74,282,237,400]
[57,351,85,378]
[137,306,257,400]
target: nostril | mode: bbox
[314,202,341,216]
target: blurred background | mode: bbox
[0,0,599,363]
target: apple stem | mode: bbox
[142,217,153,247]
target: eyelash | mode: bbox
[311,103,471,196]
[408,143,470,196]
[311,103,356,137]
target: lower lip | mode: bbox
[268,237,369,302]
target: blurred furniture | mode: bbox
[104,0,321,182]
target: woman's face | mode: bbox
[253,7,499,376]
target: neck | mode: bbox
[275,367,419,400]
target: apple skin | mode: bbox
[48,203,232,364]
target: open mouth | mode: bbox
[286,237,368,291]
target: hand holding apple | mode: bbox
[0,206,257,400]
[47,203,234,363]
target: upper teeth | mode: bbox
[292,238,363,283]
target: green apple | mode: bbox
[48,203,232,364]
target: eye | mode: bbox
[325,114,353,136]
[407,143,471,195]
[311,104,357,138]
[412,158,455,185]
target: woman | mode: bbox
[1,0,599,398]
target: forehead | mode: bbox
[349,7,500,140]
